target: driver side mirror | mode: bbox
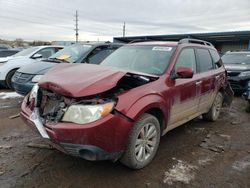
[172,66,194,79]
[32,53,43,59]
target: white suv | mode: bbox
[0,46,63,89]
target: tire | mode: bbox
[203,92,223,121]
[120,113,161,169]
[6,69,17,90]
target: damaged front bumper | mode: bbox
[20,96,133,161]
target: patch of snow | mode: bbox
[163,160,198,185]
[0,92,22,99]
[232,156,250,171]
[198,157,213,165]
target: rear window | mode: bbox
[196,48,214,72]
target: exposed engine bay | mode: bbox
[33,73,158,124]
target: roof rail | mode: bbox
[178,38,214,47]
[128,39,153,44]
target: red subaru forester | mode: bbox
[21,39,233,169]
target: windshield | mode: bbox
[49,44,92,63]
[222,53,250,64]
[101,45,175,75]
[13,46,40,57]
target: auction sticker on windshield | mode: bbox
[152,46,172,51]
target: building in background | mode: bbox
[51,41,76,46]
[114,31,250,53]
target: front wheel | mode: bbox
[120,113,161,169]
[6,69,17,90]
[203,92,223,121]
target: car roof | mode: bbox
[35,45,64,48]
[76,42,124,47]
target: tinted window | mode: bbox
[196,48,213,72]
[54,47,63,53]
[0,50,18,57]
[175,48,197,73]
[86,46,118,64]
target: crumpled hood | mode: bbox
[17,61,56,75]
[224,64,250,71]
[38,64,127,97]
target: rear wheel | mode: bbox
[6,69,17,90]
[203,92,223,121]
[120,113,161,169]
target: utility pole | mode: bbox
[74,10,79,43]
[123,22,126,37]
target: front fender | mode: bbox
[123,94,169,123]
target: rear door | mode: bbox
[195,48,218,112]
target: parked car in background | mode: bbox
[12,42,123,95]
[0,49,20,57]
[222,51,250,94]
[0,45,9,50]
[21,39,233,169]
[0,46,63,89]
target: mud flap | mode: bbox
[222,83,234,107]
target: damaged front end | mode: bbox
[33,72,157,126]
[21,71,157,161]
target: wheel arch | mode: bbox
[125,94,169,133]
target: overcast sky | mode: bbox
[0,0,250,42]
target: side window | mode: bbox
[86,46,117,64]
[209,49,222,68]
[36,48,55,58]
[196,48,213,72]
[54,47,63,53]
[175,48,197,73]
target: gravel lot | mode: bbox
[0,89,250,188]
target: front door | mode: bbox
[166,48,201,132]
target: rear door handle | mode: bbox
[215,75,220,79]
[196,81,202,85]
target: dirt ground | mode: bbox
[0,89,250,188]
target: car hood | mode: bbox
[0,56,13,63]
[17,61,57,75]
[224,64,250,71]
[38,64,128,97]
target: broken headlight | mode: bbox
[28,83,39,103]
[62,102,114,124]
